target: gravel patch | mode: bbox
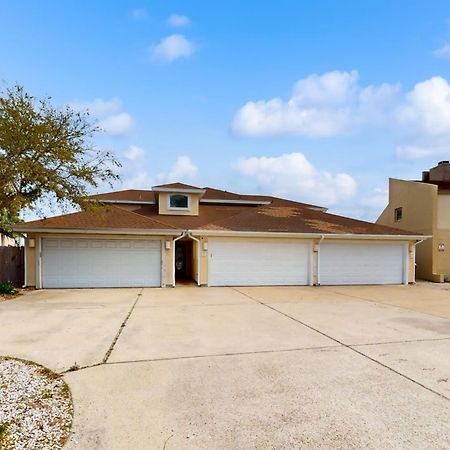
[0,357,73,450]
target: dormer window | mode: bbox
[169,194,189,209]
[152,183,205,216]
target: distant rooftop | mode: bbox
[421,161,450,184]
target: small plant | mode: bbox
[41,388,53,399]
[0,281,18,296]
[0,422,10,447]
[67,363,80,372]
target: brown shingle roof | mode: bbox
[15,205,177,230]
[135,204,258,229]
[201,187,326,210]
[87,187,324,209]
[152,182,203,190]
[87,190,155,203]
[199,204,415,235]
[16,184,420,237]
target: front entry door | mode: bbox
[175,245,186,277]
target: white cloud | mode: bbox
[395,144,450,160]
[120,145,150,188]
[433,43,450,59]
[70,98,121,117]
[232,71,450,160]
[131,8,149,21]
[70,98,134,136]
[393,77,450,160]
[151,34,194,63]
[98,113,133,136]
[235,152,357,206]
[292,70,359,105]
[395,77,450,136]
[122,155,198,189]
[124,145,145,161]
[232,70,399,137]
[124,171,153,189]
[167,14,190,27]
[166,155,198,180]
[360,188,388,210]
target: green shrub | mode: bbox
[0,422,9,446]
[0,281,18,295]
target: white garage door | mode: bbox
[319,242,406,285]
[42,238,161,288]
[208,238,310,286]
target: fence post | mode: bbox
[0,247,25,287]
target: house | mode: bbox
[13,182,424,289]
[377,161,450,282]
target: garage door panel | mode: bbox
[320,243,405,285]
[42,238,161,288]
[208,238,310,286]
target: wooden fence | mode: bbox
[0,247,24,287]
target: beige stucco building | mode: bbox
[14,182,423,289]
[377,161,450,282]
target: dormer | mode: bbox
[152,183,206,216]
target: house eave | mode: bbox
[86,199,156,205]
[189,230,429,240]
[12,226,183,236]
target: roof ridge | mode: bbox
[87,188,152,197]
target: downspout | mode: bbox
[187,232,201,286]
[172,232,187,287]
[22,235,27,288]
[316,235,325,286]
[38,236,42,289]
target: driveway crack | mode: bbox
[324,288,450,321]
[234,288,450,402]
[101,288,143,364]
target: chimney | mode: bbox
[429,161,450,181]
[422,171,430,181]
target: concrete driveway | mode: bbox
[1,284,450,449]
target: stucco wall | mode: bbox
[377,178,437,281]
[434,229,450,280]
[377,179,436,233]
[437,194,450,229]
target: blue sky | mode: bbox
[2,0,450,220]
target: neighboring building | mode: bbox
[0,234,16,246]
[14,182,423,289]
[377,161,450,282]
